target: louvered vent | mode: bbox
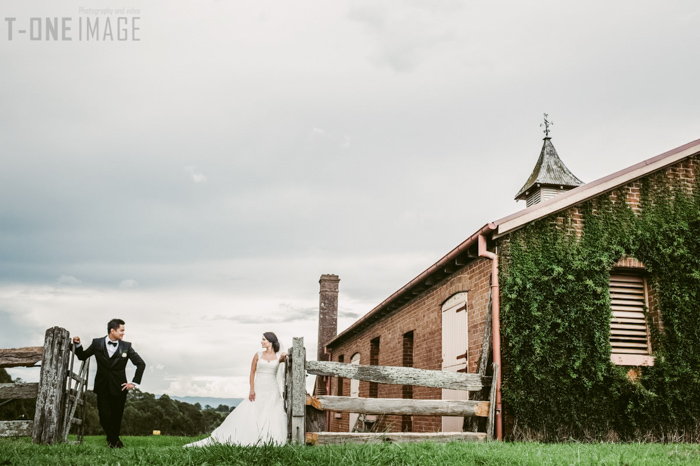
[525,189,541,207]
[610,274,651,355]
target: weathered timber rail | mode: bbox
[0,347,43,368]
[0,327,89,444]
[308,395,490,417]
[306,360,489,391]
[0,383,39,399]
[306,431,487,445]
[285,337,498,446]
[0,420,33,437]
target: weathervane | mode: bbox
[540,113,553,137]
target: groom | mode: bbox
[73,318,146,448]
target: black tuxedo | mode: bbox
[75,337,146,446]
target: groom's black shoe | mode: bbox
[115,439,124,448]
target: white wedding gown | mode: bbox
[184,351,287,447]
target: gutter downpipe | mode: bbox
[478,234,502,441]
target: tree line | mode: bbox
[0,368,231,436]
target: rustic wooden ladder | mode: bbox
[61,345,90,443]
[285,337,498,445]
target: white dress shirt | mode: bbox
[105,336,119,357]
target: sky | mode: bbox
[2,1,700,398]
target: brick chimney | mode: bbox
[317,274,340,362]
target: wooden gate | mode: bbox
[0,327,89,444]
[285,337,498,445]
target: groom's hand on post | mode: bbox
[72,336,80,345]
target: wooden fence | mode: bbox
[0,326,89,444]
[285,337,498,445]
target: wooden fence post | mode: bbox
[32,327,71,444]
[285,346,293,442]
[290,337,306,444]
[486,363,499,440]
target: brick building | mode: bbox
[316,135,700,439]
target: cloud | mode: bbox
[347,1,459,72]
[309,127,326,141]
[339,308,361,319]
[347,3,386,32]
[57,275,82,285]
[119,279,138,289]
[185,166,208,183]
[340,135,351,150]
[207,302,317,324]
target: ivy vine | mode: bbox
[500,158,700,440]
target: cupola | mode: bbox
[515,115,584,207]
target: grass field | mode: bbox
[1,435,699,465]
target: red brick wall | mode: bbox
[328,257,492,433]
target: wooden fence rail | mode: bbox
[306,360,488,391]
[0,383,39,400]
[308,395,490,417]
[306,431,487,445]
[286,337,498,446]
[0,347,43,368]
[0,420,33,437]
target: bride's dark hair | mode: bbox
[263,332,280,352]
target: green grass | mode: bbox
[0,436,699,465]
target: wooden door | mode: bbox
[441,292,468,432]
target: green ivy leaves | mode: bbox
[500,161,700,440]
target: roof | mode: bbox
[326,137,700,348]
[514,137,584,200]
[495,137,700,237]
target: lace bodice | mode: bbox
[255,352,281,389]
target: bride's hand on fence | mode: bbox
[249,390,255,402]
[279,353,287,362]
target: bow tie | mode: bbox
[108,341,118,347]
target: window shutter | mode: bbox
[610,274,651,355]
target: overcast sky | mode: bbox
[2,1,699,398]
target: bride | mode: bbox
[184,332,288,447]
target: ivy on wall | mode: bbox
[500,162,700,441]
